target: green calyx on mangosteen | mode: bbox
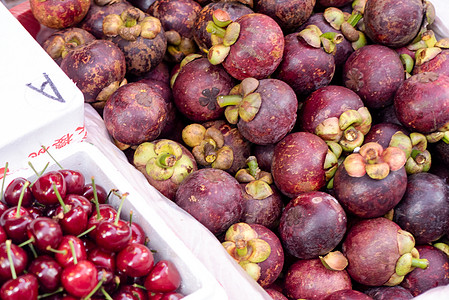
[234,156,273,200]
[389,131,432,174]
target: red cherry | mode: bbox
[3,177,34,208]
[59,169,85,195]
[147,292,164,300]
[64,194,93,216]
[61,260,98,298]
[26,216,63,253]
[54,235,87,268]
[27,205,45,219]
[83,183,108,204]
[87,204,117,239]
[144,260,181,293]
[0,241,28,283]
[114,284,148,300]
[54,204,88,236]
[116,243,154,278]
[0,273,38,299]
[0,207,33,244]
[130,221,147,245]
[31,171,67,206]
[95,219,131,253]
[27,255,62,293]
[0,226,7,245]
[87,247,116,273]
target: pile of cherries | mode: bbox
[0,164,184,299]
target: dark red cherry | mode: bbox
[83,183,108,204]
[0,241,28,282]
[147,292,164,300]
[116,243,154,278]
[64,194,93,216]
[95,219,131,253]
[0,207,33,243]
[31,171,67,206]
[59,169,85,195]
[87,247,116,272]
[94,266,116,297]
[61,260,98,298]
[144,260,181,293]
[0,203,9,220]
[27,205,45,219]
[27,255,62,293]
[114,284,148,300]
[0,273,38,299]
[54,204,88,236]
[0,226,6,244]
[26,216,63,253]
[87,204,117,239]
[130,221,147,245]
[54,235,87,268]
[3,177,34,208]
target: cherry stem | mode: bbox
[91,177,101,221]
[69,240,78,265]
[77,225,96,238]
[37,287,64,299]
[15,181,30,218]
[29,161,50,188]
[112,190,128,226]
[83,274,106,300]
[28,243,38,259]
[129,210,134,226]
[46,247,67,255]
[101,287,114,300]
[17,237,35,248]
[42,145,64,169]
[5,240,17,280]
[0,162,8,201]
[53,183,69,214]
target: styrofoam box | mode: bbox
[6,141,227,299]
[0,2,85,177]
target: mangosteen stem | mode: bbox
[235,239,248,258]
[217,95,243,107]
[206,21,226,38]
[157,153,176,169]
[412,257,429,269]
[246,156,259,178]
[347,12,362,27]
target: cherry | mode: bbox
[93,266,117,297]
[114,285,148,300]
[87,247,116,273]
[95,219,132,253]
[0,206,33,244]
[31,171,66,206]
[53,235,87,268]
[0,273,39,299]
[64,194,93,216]
[82,182,108,205]
[54,204,88,236]
[61,259,98,298]
[129,211,147,245]
[144,260,181,294]
[27,255,62,293]
[117,243,154,278]
[148,292,164,300]
[59,169,85,195]
[0,240,28,283]
[3,177,34,208]
[0,226,7,245]
[27,205,45,219]
[0,202,9,220]
[24,216,62,253]
[87,204,117,239]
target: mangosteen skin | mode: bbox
[363,286,413,300]
[333,164,408,218]
[283,258,352,299]
[363,123,408,149]
[393,172,449,245]
[252,143,276,173]
[249,224,284,287]
[279,191,347,260]
[363,0,424,48]
[299,85,364,133]
[254,0,316,32]
[401,245,449,296]
[193,1,254,53]
[223,13,285,80]
[240,183,283,230]
[394,72,449,134]
[433,141,449,168]
[342,217,403,286]
[172,57,234,122]
[265,289,288,300]
[103,82,168,146]
[413,50,449,77]
[323,289,374,300]
[272,132,329,198]
[274,33,335,98]
[237,78,298,145]
[343,44,405,109]
[174,168,244,236]
[316,0,352,7]
[60,39,127,103]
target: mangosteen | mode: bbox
[364,123,409,149]
[433,140,449,168]
[30,0,90,29]
[133,139,197,200]
[401,245,449,296]
[393,172,449,245]
[317,0,352,7]
[323,289,374,300]
[278,191,347,260]
[103,82,168,147]
[235,156,284,229]
[103,6,168,76]
[217,77,298,145]
[333,142,408,218]
[222,223,284,287]
[78,0,134,39]
[343,44,405,109]
[174,168,244,236]
[394,72,449,137]
[264,288,288,300]
[413,49,449,77]
[41,27,96,66]
[148,0,202,62]
[252,143,276,173]
[207,12,284,80]
[364,285,414,299]
[342,217,429,287]
[283,258,352,299]
[59,39,127,107]
[172,56,235,122]
[181,120,251,174]
[192,1,254,53]
[299,85,371,153]
[271,132,330,198]
[254,0,315,33]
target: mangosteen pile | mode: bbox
[30,0,449,298]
